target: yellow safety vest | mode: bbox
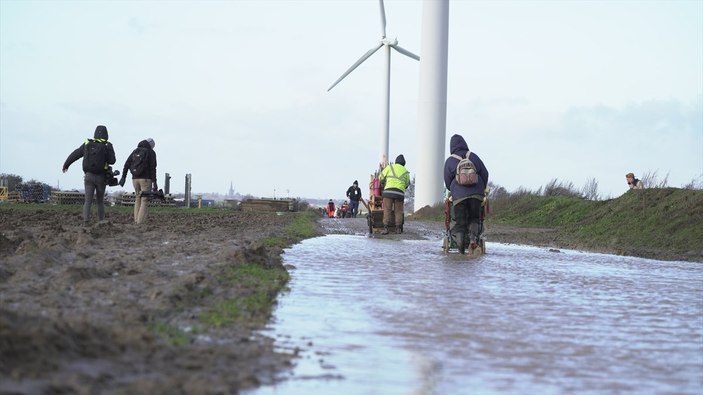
[380,163,410,192]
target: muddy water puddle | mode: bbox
[248,235,703,395]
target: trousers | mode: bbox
[133,178,152,224]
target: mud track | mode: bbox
[1,207,310,395]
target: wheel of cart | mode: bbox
[443,194,488,256]
[442,198,456,253]
[361,193,402,235]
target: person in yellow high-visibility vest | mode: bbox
[379,154,410,234]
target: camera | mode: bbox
[140,189,166,201]
[106,166,121,187]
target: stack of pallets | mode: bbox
[50,191,85,205]
[239,198,297,212]
[118,192,176,207]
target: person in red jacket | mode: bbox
[326,199,336,218]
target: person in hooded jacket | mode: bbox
[443,134,489,253]
[346,180,362,218]
[120,138,157,224]
[379,154,411,234]
[62,125,116,225]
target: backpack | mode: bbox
[451,151,478,186]
[83,139,108,174]
[129,147,149,177]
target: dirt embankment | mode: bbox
[0,206,315,395]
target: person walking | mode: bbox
[62,125,116,226]
[346,180,363,218]
[443,134,489,254]
[120,138,157,224]
[379,154,410,234]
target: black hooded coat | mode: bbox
[63,125,116,174]
[122,139,157,181]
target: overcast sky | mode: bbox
[1,0,701,202]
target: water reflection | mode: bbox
[249,235,703,395]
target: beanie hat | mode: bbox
[146,138,155,149]
[395,154,406,166]
[94,125,108,140]
[353,180,358,186]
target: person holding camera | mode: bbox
[62,125,117,226]
[120,138,157,224]
[625,172,644,189]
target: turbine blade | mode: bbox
[392,44,420,61]
[379,0,387,38]
[327,43,384,91]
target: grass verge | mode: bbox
[413,188,703,262]
[200,262,290,328]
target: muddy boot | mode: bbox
[455,232,466,254]
[395,224,402,234]
[381,226,389,235]
[469,223,479,249]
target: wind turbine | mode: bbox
[327,0,419,166]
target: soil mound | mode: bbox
[0,206,303,394]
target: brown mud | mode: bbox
[1,207,313,395]
[1,206,693,395]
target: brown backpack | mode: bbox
[451,151,478,186]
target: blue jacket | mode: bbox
[443,134,489,201]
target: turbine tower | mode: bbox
[415,0,449,211]
[328,0,419,166]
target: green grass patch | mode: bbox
[148,321,193,347]
[261,236,286,248]
[201,263,290,328]
[285,212,318,239]
[260,211,320,249]
[218,263,290,287]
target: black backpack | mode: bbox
[129,147,149,177]
[83,139,108,174]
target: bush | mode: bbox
[682,174,703,190]
[543,179,582,198]
[641,170,669,188]
[581,177,600,201]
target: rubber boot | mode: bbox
[455,232,466,254]
[469,222,479,250]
